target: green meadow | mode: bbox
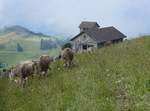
[0,36,150,111]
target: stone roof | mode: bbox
[71,26,126,42]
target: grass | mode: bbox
[0,49,59,66]
[0,36,150,111]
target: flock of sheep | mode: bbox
[0,48,74,87]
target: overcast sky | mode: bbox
[0,0,150,38]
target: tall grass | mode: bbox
[0,37,150,111]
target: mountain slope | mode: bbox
[1,25,50,37]
[0,26,63,66]
[0,36,150,111]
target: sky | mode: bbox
[0,0,150,38]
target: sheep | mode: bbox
[9,61,34,87]
[33,55,53,77]
[62,48,74,67]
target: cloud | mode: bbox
[0,0,150,38]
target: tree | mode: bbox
[0,62,3,68]
[40,39,57,50]
[40,39,44,50]
[62,43,72,50]
[17,43,23,52]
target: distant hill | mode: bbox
[0,25,68,47]
[0,25,68,66]
[1,25,50,37]
[0,25,68,49]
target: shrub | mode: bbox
[62,43,72,50]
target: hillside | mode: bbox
[0,26,64,67]
[1,25,50,37]
[0,37,150,111]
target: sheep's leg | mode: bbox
[22,77,28,88]
[63,60,67,67]
[19,78,24,88]
[45,70,48,77]
[31,74,34,79]
[36,68,42,79]
[42,71,46,77]
[38,72,42,79]
[71,61,74,66]
[67,61,70,67]
[9,72,14,81]
[22,79,25,88]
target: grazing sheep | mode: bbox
[33,55,52,77]
[9,61,34,87]
[21,61,34,79]
[9,64,22,81]
[62,48,74,67]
